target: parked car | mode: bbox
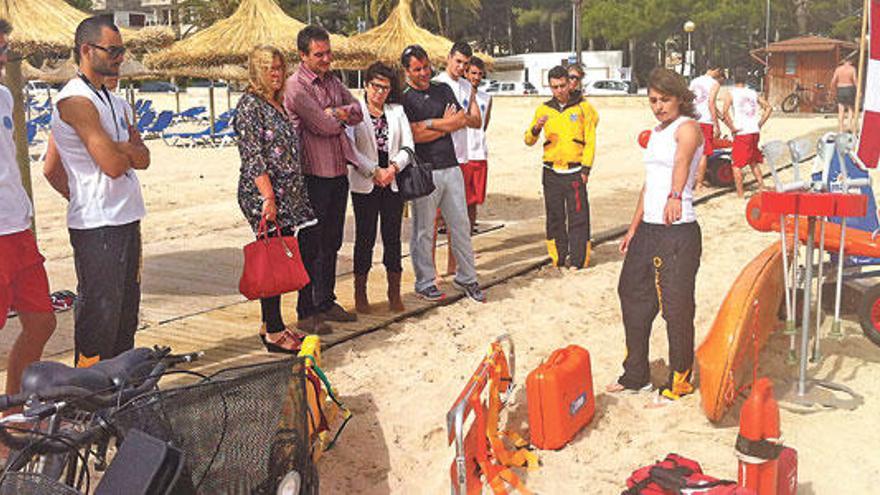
[187,79,228,88]
[139,81,179,93]
[486,81,537,95]
[583,79,630,96]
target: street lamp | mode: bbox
[683,20,696,77]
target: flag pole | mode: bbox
[854,0,870,137]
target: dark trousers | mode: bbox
[69,221,141,364]
[352,187,404,275]
[297,175,348,319]
[616,221,702,389]
[543,168,591,268]
[260,225,297,333]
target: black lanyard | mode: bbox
[78,72,121,141]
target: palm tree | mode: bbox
[369,0,480,34]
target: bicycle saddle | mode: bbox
[20,348,159,397]
[21,362,114,396]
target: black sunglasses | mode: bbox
[89,43,126,58]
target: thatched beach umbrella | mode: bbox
[145,0,357,71]
[146,0,361,135]
[341,0,451,69]
[339,0,493,71]
[167,64,248,112]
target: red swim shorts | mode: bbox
[732,133,763,168]
[461,160,488,206]
[699,123,715,156]
[0,230,52,328]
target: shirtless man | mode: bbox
[831,58,857,133]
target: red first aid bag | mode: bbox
[623,454,756,495]
[776,447,798,495]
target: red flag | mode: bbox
[857,0,880,167]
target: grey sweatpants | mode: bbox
[69,221,142,364]
[410,166,478,292]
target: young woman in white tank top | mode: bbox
[608,68,704,403]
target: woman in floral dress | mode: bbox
[235,45,323,352]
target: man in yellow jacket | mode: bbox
[525,65,599,269]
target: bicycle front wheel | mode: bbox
[781,93,800,113]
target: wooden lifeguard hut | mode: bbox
[751,35,858,112]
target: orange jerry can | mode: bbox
[526,345,594,450]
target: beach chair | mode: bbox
[26,121,38,145]
[134,99,144,112]
[175,106,206,122]
[162,119,231,148]
[28,112,51,130]
[139,99,154,115]
[135,110,156,134]
[141,110,174,139]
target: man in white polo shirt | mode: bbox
[432,41,481,275]
[50,15,150,367]
[0,18,57,398]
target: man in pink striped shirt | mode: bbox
[284,25,363,332]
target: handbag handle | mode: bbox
[257,218,297,258]
[400,146,422,168]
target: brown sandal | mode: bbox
[261,327,307,354]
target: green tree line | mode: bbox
[67,0,864,80]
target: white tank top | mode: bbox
[731,86,761,135]
[642,116,703,225]
[0,85,34,235]
[51,77,145,230]
[689,75,717,125]
[467,91,491,161]
[433,72,472,164]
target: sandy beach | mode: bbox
[14,93,878,493]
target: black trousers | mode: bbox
[352,187,404,275]
[616,221,702,389]
[543,168,591,268]
[297,175,349,319]
[69,221,141,364]
[260,225,297,333]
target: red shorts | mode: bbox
[0,230,52,328]
[461,160,488,206]
[732,133,764,168]
[699,123,715,156]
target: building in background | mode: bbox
[92,0,153,27]
[751,35,858,112]
[491,51,625,96]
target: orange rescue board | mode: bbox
[696,242,785,422]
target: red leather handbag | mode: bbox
[239,219,310,300]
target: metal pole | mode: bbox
[209,80,216,139]
[831,217,847,338]
[780,215,794,333]
[798,218,816,396]
[764,0,771,91]
[788,213,800,364]
[854,0,871,137]
[574,0,583,66]
[813,218,826,361]
[307,0,312,24]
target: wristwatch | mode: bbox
[426,119,434,130]
[668,190,682,200]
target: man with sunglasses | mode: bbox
[568,64,586,96]
[0,18,57,400]
[283,25,363,332]
[524,66,599,270]
[50,15,150,367]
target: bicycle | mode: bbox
[781,82,837,113]
[0,347,200,494]
[1,350,321,494]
